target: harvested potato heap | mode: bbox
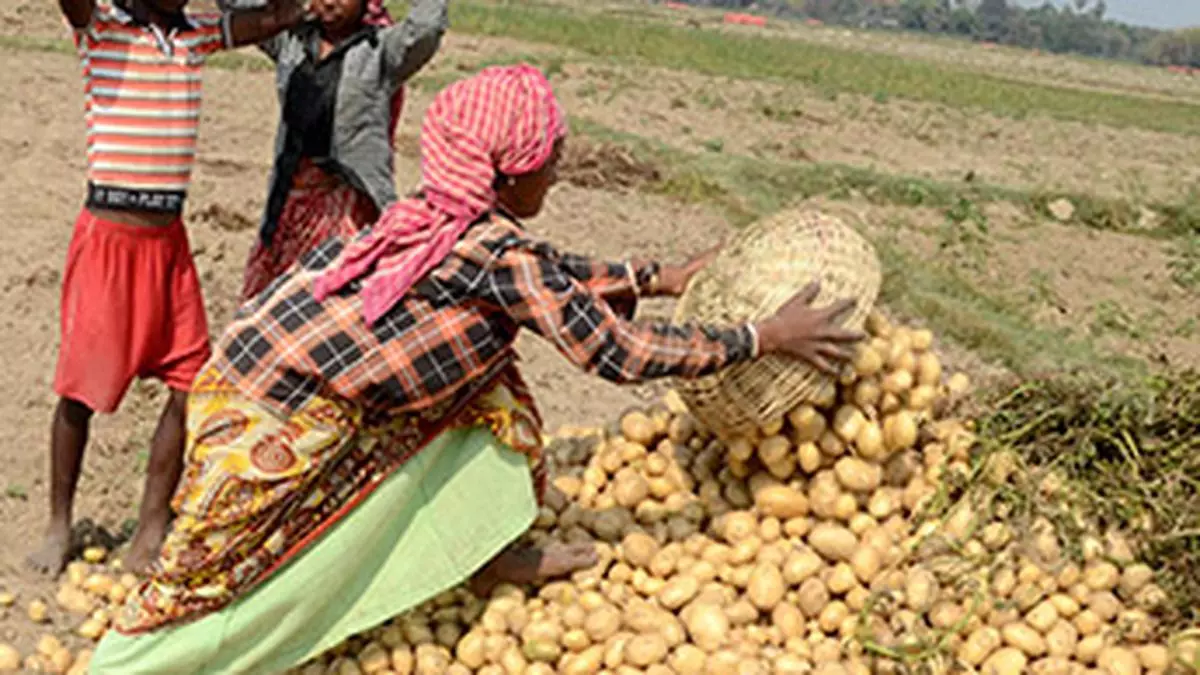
[5,313,1197,674]
[0,545,121,674]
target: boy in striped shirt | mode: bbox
[29,0,308,576]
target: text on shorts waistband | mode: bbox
[87,184,186,215]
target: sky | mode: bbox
[1015,0,1200,29]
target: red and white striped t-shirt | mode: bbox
[74,4,231,213]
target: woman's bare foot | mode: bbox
[470,543,598,597]
[27,522,72,576]
[121,521,167,575]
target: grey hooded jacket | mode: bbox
[256,0,447,245]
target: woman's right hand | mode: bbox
[753,282,865,375]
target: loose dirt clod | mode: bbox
[559,138,663,193]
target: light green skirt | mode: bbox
[89,425,537,675]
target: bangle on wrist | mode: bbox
[631,261,661,296]
[746,323,761,358]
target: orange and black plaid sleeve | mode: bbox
[554,252,658,319]
[556,253,657,297]
[484,242,755,384]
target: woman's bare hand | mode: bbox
[649,242,722,297]
[754,281,865,374]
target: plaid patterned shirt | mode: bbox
[214,213,757,415]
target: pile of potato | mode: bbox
[0,546,126,674]
[3,312,1198,674]
[273,311,1192,674]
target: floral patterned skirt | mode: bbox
[240,161,378,302]
[112,362,544,637]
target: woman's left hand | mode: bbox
[654,243,722,297]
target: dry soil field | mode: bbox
[0,0,1197,669]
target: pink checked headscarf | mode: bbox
[313,64,567,322]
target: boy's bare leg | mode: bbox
[123,389,188,574]
[28,397,93,575]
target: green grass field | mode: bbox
[444,0,1200,137]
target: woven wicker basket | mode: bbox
[672,203,882,439]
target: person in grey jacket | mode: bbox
[239,0,448,301]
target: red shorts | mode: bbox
[53,209,212,413]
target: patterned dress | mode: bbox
[116,362,544,634]
[239,160,378,302]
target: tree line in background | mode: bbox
[677,0,1200,68]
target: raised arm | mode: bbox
[214,0,291,58]
[380,0,448,81]
[60,0,95,30]
[226,0,307,48]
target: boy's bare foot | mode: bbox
[122,521,167,575]
[469,542,598,597]
[123,390,188,576]
[34,397,93,576]
[27,523,72,576]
